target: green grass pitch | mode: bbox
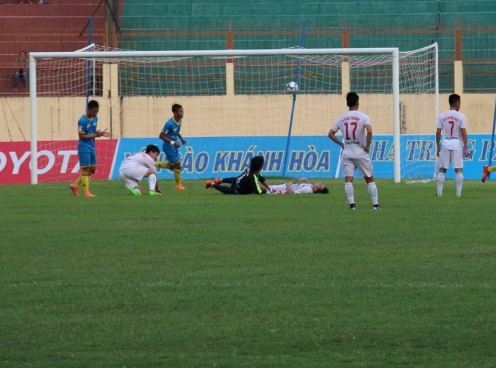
[1,179,496,367]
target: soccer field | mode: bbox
[1,179,496,367]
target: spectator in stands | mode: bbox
[12,51,29,91]
[17,1,47,4]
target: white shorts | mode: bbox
[439,148,463,169]
[342,156,374,178]
[269,184,286,191]
[268,184,287,194]
[119,166,148,189]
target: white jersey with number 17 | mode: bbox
[331,111,371,159]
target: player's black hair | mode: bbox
[316,187,329,194]
[346,92,359,107]
[250,156,264,172]
[145,144,160,154]
[449,93,461,107]
[172,104,183,113]
[87,100,99,109]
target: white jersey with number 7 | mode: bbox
[331,111,371,159]
[437,110,466,150]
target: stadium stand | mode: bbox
[0,0,494,93]
[117,0,496,92]
[0,0,109,94]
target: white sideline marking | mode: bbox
[405,179,435,184]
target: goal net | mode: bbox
[29,44,437,184]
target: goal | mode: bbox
[28,44,438,184]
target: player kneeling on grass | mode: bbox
[267,178,329,195]
[119,144,162,196]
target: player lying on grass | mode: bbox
[119,144,162,196]
[266,178,329,194]
[205,156,269,194]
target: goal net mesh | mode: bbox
[32,44,437,182]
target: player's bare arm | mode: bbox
[435,128,442,156]
[328,129,344,149]
[178,133,187,145]
[79,129,111,140]
[460,127,469,158]
[285,182,295,194]
[261,180,270,188]
[294,178,309,183]
[159,131,180,148]
[98,129,112,138]
[260,183,270,193]
[363,124,372,153]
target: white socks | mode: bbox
[367,182,379,205]
[437,172,445,196]
[437,172,462,196]
[455,173,463,196]
[345,182,379,205]
[345,182,355,204]
[148,173,157,191]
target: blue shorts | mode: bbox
[79,151,97,167]
[162,144,180,163]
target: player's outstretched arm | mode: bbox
[261,179,270,188]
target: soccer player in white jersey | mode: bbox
[119,144,162,196]
[267,178,329,194]
[328,92,380,210]
[435,94,469,197]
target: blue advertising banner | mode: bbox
[112,135,494,180]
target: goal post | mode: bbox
[28,45,437,184]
